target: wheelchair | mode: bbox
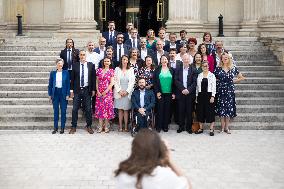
[129,108,155,137]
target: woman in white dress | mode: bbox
[114,55,135,132]
[115,129,192,189]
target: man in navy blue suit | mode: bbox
[112,32,130,62]
[102,21,118,47]
[131,78,155,132]
[164,33,181,52]
[59,38,79,75]
[125,28,141,49]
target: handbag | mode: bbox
[191,111,200,133]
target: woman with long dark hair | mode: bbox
[115,129,191,189]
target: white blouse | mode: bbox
[116,166,189,189]
[55,71,62,88]
[114,67,135,99]
[196,71,216,97]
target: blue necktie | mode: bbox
[81,64,84,87]
[110,32,113,44]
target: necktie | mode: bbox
[110,32,113,44]
[81,64,84,87]
[118,45,121,62]
[68,49,72,69]
[133,39,136,48]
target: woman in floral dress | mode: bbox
[214,52,245,134]
[95,57,115,133]
[137,55,155,90]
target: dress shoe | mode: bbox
[209,129,214,136]
[195,129,203,134]
[86,127,94,134]
[156,128,161,133]
[186,129,192,134]
[163,128,169,132]
[177,128,184,133]
[52,129,58,134]
[69,127,76,134]
[60,129,64,134]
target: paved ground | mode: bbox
[0,130,284,189]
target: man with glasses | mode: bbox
[125,28,140,49]
[113,32,130,62]
[94,37,107,62]
[139,37,154,61]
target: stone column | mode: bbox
[166,0,203,34]
[239,0,262,36]
[258,0,284,37]
[59,0,99,38]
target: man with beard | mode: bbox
[131,78,155,132]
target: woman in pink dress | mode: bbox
[198,43,216,73]
[95,57,115,133]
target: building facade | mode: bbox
[0,0,283,38]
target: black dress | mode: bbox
[196,78,215,123]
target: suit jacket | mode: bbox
[174,64,198,99]
[152,51,169,66]
[176,39,188,46]
[123,32,140,42]
[139,48,154,60]
[60,48,79,70]
[48,70,70,98]
[163,42,181,52]
[93,47,105,54]
[70,62,96,95]
[112,43,131,61]
[131,89,156,112]
[125,38,141,49]
[153,67,175,95]
[98,58,119,69]
[102,31,118,47]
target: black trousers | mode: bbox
[178,94,194,131]
[170,98,179,124]
[156,93,172,130]
[134,111,151,132]
[72,88,92,128]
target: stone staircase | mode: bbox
[0,37,283,130]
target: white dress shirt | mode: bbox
[183,66,189,88]
[116,44,125,62]
[55,71,62,88]
[116,166,189,189]
[86,51,99,70]
[79,62,89,87]
[156,50,164,65]
[140,89,145,108]
[140,48,147,61]
[131,38,138,48]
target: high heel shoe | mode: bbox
[224,129,231,134]
[97,125,103,133]
[195,129,203,134]
[209,129,214,136]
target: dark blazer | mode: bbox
[176,39,188,46]
[48,70,70,98]
[131,89,156,112]
[102,31,118,47]
[60,48,79,70]
[163,43,181,52]
[112,43,131,61]
[70,62,96,95]
[98,58,119,69]
[174,65,198,99]
[152,51,169,66]
[125,38,141,49]
[170,60,183,71]
[153,66,175,95]
[139,48,155,60]
[123,32,140,42]
[93,47,105,55]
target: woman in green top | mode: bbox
[146,29,157,51]
[154,55,175,132]
[192,53,203,74]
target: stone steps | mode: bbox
[0,37,283,130]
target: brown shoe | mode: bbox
[69,127,76,134]
[86,127,94,134]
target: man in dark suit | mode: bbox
[98,46,119,69]
[153,40,169,66]
[131,78,155,132]
[174,54,197,134]
[102,21,118,47]
[176,30,188,46]
[123,22,133,42]
[112,32,130,62]
[139,37,154,61]
[69,50,96,134]
[60,38,79,75]
[125,28,141,49]
[164,33,181,52]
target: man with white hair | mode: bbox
[174,54,198,134]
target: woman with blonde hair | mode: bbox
[214,52,245,134]
[115,129,191,189]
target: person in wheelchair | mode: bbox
[131,78,155,132]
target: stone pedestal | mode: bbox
[166,0,203,34]
[57,0,100,39]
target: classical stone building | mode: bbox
[0,0,283,38]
